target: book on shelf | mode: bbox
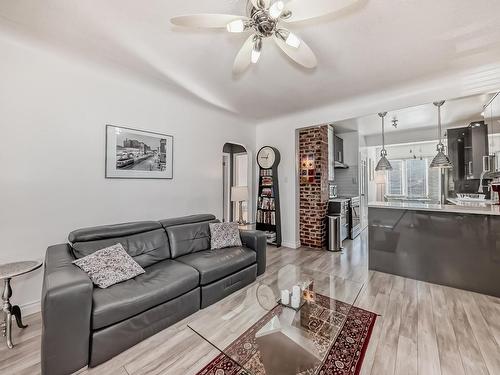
[258,197,275,210]
[264,231,277,243]
[261,187,274,197]
[261,176,273,186]
[256,210,276,225]
[260,169,273,177]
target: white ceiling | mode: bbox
[1,0,500,120]
[335,92,496,135]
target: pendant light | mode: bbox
[375,112,392,171]
[430,101,453,169]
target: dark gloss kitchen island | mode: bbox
[369,202,500,297]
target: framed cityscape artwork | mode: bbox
[105,125,173,179]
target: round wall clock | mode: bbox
[257,146,277,169]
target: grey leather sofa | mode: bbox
[41,214,266,375]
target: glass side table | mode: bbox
[1,261,42,348]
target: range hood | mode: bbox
[334,161,349,169]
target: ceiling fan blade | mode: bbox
[233,35,256,75]
[251,0,271,10]
[171,14,249,28]
[283,0,359,23]
[273,33,317,69]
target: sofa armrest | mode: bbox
[41,244,93,375]
[240,230,267,276]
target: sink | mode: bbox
[447,198,493,206]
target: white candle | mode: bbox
[291,295,300,309]
[292,285,301,299]
[281,290,290,305]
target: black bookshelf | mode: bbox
[256,147,282,247]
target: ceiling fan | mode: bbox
[171,0,357,74]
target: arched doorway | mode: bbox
[222,143,249,223]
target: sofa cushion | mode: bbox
[166,220,219,259]
[160,214,216,230]
[72,243,145,289]
[91,259,199,330]
[176,247,256,285]
[69,221,161,243]
[209,222,242,250]
[70,222,170,268]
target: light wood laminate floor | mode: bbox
[2,230,500,375]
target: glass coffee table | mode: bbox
[188,264,364,375]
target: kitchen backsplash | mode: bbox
[335,165,359,197]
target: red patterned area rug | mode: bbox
[195,293,377,375]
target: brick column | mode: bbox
[299,126,329,249]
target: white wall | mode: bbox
[0,34,256,314]
[256,123,301,248]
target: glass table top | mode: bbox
[188,265,364,375]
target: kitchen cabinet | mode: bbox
[447,121,488,190]
[328,126,348,181]
[334,135,344,164]
[465,122,488,180]
[327,125,335,181]
[447,127,466,181]
[485,92,500,171]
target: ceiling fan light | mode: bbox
[269,1,285,19]
[226,19,246,33]
[251,49,261,64]
[251,37,263,64]
[285,32,301,48]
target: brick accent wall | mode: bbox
[299,126,329,249]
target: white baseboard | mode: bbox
[281,240,300,249]
[21,300,41,317]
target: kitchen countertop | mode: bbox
[368,201,500,216]
[329,197,352,202]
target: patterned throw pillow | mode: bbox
[72,243,145,288]
[209,222,242,250]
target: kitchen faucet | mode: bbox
[478,156,493,193]
[478,169,500,193]
[478,169,488,193]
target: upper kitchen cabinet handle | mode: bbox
[483,155,491,172]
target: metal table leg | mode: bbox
[2,278,13,348]
[1,278,27,349]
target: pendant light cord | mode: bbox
[382,116,385,150]
[437,104,442,145]
[378,112,388,156]
[433,101,446,151]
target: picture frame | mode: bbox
[105,125,173,179]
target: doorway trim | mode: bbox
[221,141,254,224]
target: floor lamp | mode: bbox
[231,186,248,225]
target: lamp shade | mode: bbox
[231,186,248,202]
[429,151,453,169]
[375,156,393,171]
